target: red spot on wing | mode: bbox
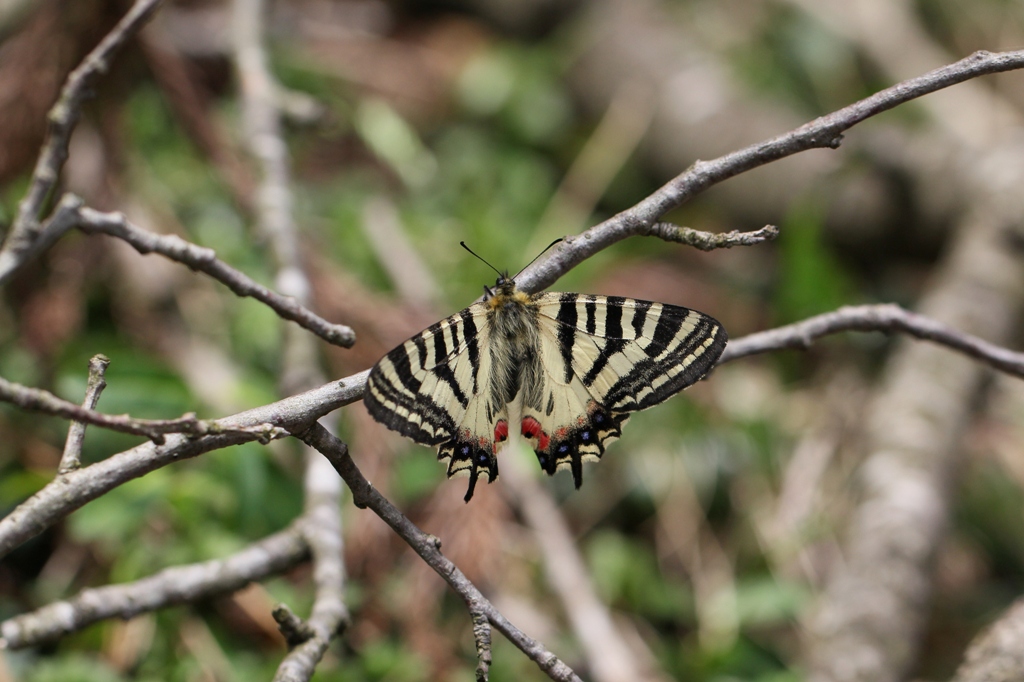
[494,420,508,443]
[521,417,551,452]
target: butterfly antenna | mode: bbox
[514,238,563,280]
[460,241,504,278]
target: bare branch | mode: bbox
[58,354,110,474]
[0,523,309,649]
[0,374,289,444]
[644,222,778,251]
[0,371,369,560]
[76,202,356,348]
[516,49,1024,292]
[0,0,163,283]
[3,193,356,349]
[719,303,1024,378]
[297,424,583,682]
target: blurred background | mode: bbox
[1,0,1024,680]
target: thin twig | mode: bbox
[272,466,348,682]
[0,0,163,283]
[0,371,369,560]
[0,523,310,649]
[77,202,355,347]
[0,374,289,444]
[516,49,1024,292]
[5,191,355,348]
[4,379,281,444]
[297,424,583,682]
[645,222,779,251]
[719,303,1024,378]
[58,354,110,474]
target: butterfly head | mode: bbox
[483,273,530,310]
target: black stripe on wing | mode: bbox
[364,308,483,446]
[602,309,726,412]
[529,295,726,489]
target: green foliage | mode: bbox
[588,530,696,622]
[775,198,854,323]
[24,655,125,682]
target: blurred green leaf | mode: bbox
[355,98,437,189]
[775,198,853,323]
[25,654,125,682]
[733,575,809,627]
[587,529,695,621]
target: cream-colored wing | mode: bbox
[364,304,506,501]
[519,293,727,488]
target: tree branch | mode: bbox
[515,49,1024,293]
[297,424,583,682]
[0,374,289,444]
[0,0,163,283]
[58,354,110,474]
[78,203,355,347]
[0,523,309,649]
[719,303,1024,378]
[28,195,355,348]
[0,371,368,560]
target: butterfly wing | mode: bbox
[364,304,504,501]
[522,293,727,487]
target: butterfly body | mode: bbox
[365,274,726,501]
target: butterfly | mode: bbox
[364,247,727,502]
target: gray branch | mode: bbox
[514,49,1024,293]
[0,371,369,560]
[0,0,163,283]
[0,373,290,444]
[4,296,1022,570]
[29,195,355,347]
[58,354,110,474]
[0,523,309,649]
[77,203,355,347]
[719,303,1024,378]
[297,424,583,682]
